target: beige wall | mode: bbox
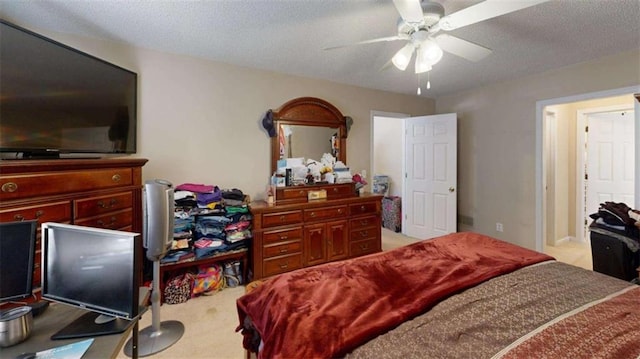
[372,117,404,197]
[436,50,640,249]
[13,27,639,251]
[39,30,434,201]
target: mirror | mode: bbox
[280,125,339,160]
[270,97,348,173]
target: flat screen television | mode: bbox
[0,220,37,303]
[41,222,141,340]
[0,20,137,159]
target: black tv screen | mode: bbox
[0,220,37,303]
[0,20,137,158]
[41,223,140,321]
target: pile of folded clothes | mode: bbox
[590,201,640,240]
[161,184,251,264]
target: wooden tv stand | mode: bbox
[0,158,148,301]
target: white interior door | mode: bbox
[585,110,635,227]
[403,113,457,239]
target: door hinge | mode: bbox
[585,173,588,180]
[585,125,589,132]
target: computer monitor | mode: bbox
[41,223,141,340]
[0,220,37,303]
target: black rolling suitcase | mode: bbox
[589,224,640,281]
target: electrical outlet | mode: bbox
[496,222,504,232]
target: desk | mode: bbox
[1,303,138,359]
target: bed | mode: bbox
[236,232,640,359]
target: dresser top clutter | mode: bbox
[249,97,383,281]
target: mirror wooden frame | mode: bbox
[270,97,348,173]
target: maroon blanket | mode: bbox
[236,232,553,359]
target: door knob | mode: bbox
[449,187,455,193]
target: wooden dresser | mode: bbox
[0,158,148,299]
[249,191,383,280]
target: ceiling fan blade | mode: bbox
[392,0,424,23]
[379,59,394,72]
[434,34,492,62]
[324,36,407,50]
[439,0,549,31]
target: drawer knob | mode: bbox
[360,220,369,226]
[337,209,343,214]
[279,248,288,254]
[310,212,316,217]
[279,215,286,222]
[15,210,44,221]
[359,243,369,251]
[97,217,117,227]
[112,174,122,182]
[97,199,117,209]
[279,235,288,240]
[333,188,338,193]
[1,182,18,193]
[360,231,368,237]
[299,190,304,195]
[360,205,365,212]
[279,261,289,269]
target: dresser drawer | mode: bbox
[264,240,302,258]
[350,238,378,257]
[0,201,72,223]
[351,227,378,242]
[263,253,303,277]
[262,210,303,228]
[278,187,309,201]
[74,191,133,219]
[325,184,355,199]
[74,208,133,230]
[349,201,379,216]
[263,227,303,245]
[350,215,379,231]
[0,168,133,201]
[304,205,347,222]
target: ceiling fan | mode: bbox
[326,0,549,74]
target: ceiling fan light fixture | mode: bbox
[415,39,442,73]
[415,56,432,74]
[422,39,444,64]
[392,43,414,71]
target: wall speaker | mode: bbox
[143,179,174,261]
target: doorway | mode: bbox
[540,92,637,269]
[371,111,457,239]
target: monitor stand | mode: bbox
[28,301,50,317]
[51,311,132,340]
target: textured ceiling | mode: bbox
[1,0,639,98]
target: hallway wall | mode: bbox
[546,94,635,244]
